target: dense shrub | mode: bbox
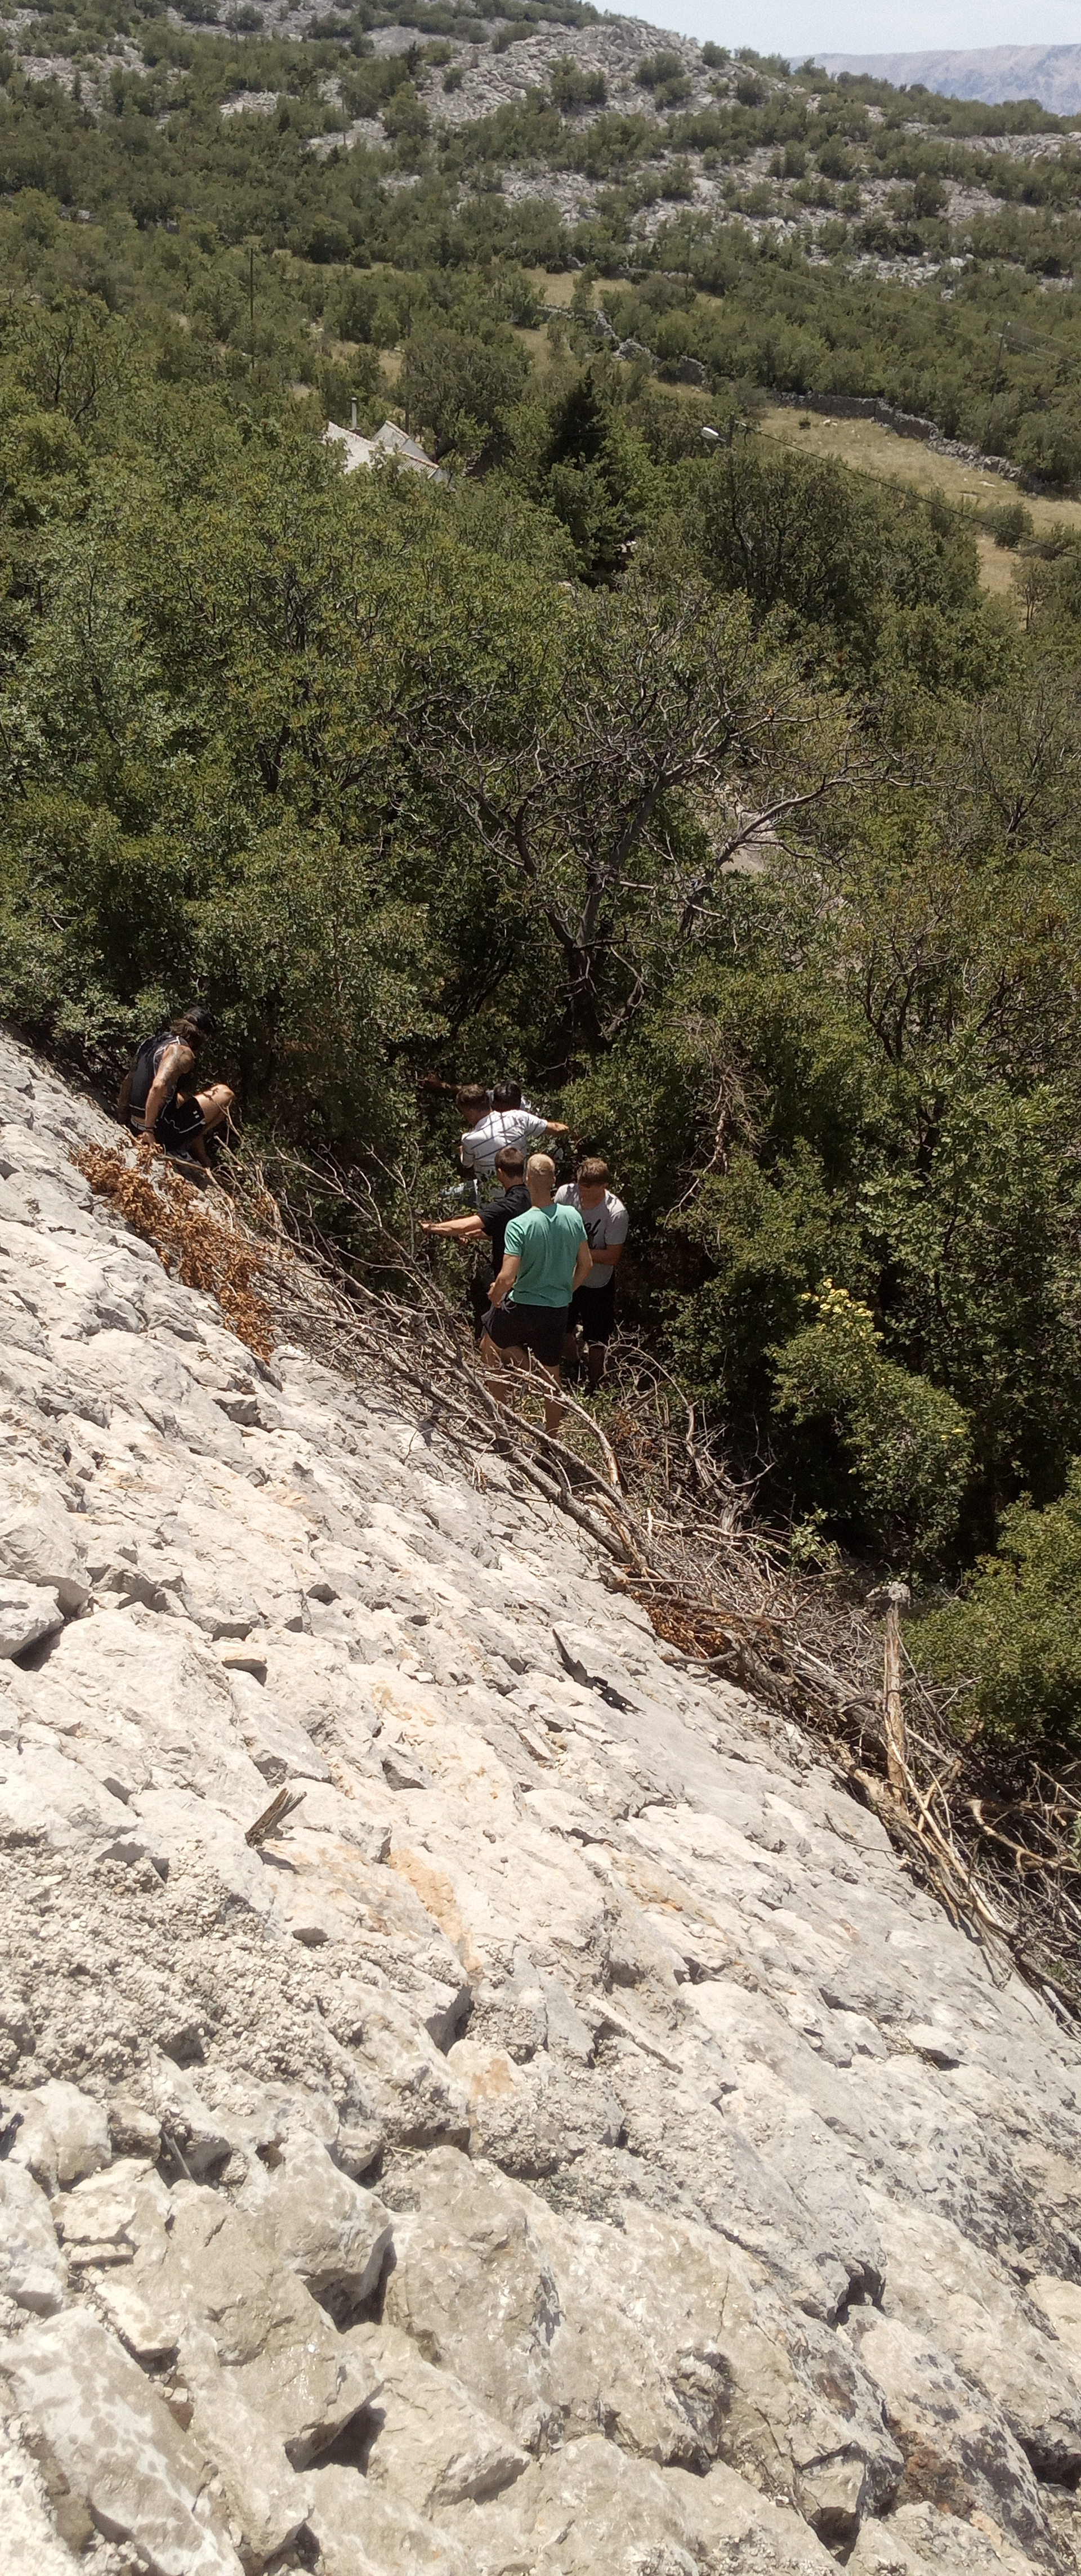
[914,1467,1081,1752]
[772,1286,972,1568]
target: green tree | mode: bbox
[400,324,529,466]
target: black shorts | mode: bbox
[569,1277,617,1345]
[486,1301,569,1370]
[131,1096,206,1154]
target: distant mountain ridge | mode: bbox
[815,44,1081,112]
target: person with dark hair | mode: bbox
[419,1075,491,1120]
[118,1009,234,1168]
[557,1157,628,1388]
[421,1147,529,1266]
[460,1086,568,1183]
[420,1146,530,1331]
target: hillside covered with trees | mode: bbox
[5,6,1081,1750]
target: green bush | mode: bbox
[913,1464,1081,1752]
[984,498,1033,548]
[400,324,529,463]
[550,59,606,113]
[772,1284,972,1568]
[636,51,692,108]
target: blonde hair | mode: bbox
[527,1153,556,1187]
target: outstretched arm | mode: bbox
[420,1214,486,1241]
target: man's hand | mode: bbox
[421,1214,486,1241]
[571,1241,593,1293]
[489,1253,520,1309]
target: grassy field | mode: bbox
[758,405,1081,600]
[524,268,598,309]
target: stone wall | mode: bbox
[773,389,1026,481]
[1,1026,1080,2575]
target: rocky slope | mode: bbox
[3,1023,1081,2576]
[4,5,1070,281]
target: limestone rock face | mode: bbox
[0,2308,242,2574]
[0,2164,67,2315]
[239,2130,394,2309]
[1,1026,1081,2575]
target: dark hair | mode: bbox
[457,1084,489,1120]
[577,1156,609,1187]
[495,1148,525,1177]
[492,1082,522,1110]
[170,1007,215,1044]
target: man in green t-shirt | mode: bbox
[483,1153,592,1434]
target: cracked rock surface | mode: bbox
[1,1024,1081,2576]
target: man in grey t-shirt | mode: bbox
[556,1158,629,1389]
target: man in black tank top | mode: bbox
[118,1007,234,1166]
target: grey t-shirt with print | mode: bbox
[555,1185,628,1289]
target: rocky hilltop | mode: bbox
[3,1024,1081,2576]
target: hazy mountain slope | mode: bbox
[817,44,1081,113]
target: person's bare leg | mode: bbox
[194,1084,234,1137]
[536,1361,565,1437]
[181,1084,234,1168]
[481,1335,561,1431]
[480,1331,521,1415]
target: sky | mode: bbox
[597,0,1081,63]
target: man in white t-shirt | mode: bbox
[556,1158,628,1389]
[461,1084,569,1183]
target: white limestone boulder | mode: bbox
[109,2182,381,2467]
[0,1505,89,1612]
[0,1580,63,1659]
[0,2163,66,2314]
[358,2321,529,2512]
[240,2128,393,2309]
[23,2078,110,2186]
[0,2309,242,2575]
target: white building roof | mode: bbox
[324,418,446,481]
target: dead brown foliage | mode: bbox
[74,1141,278,1361]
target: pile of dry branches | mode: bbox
[77,1131,1081,2021]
